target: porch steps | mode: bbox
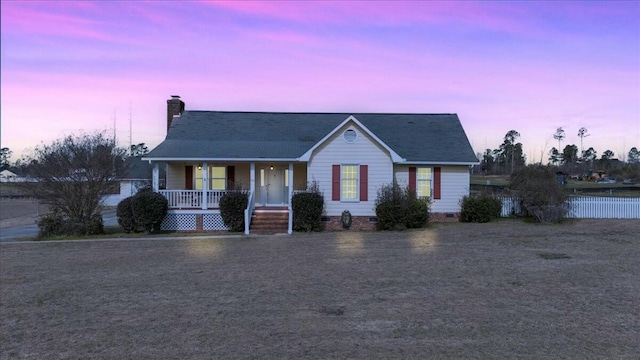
[250,209,289,234]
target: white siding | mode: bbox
[120,180,133,199]
[434,166,470,212]
[394,165,470,213]
[308,124,393,216]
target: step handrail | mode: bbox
[244,190,255,235]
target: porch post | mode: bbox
[250,162,255,195]
[202,163,208,209]
[288,162,293,234]
[152,163,159,191]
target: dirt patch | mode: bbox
[1,219,639,359]
[0,198,49,228]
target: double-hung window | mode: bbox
[416,167,432,198]
[341,165,359,201]
[210,166,226,190]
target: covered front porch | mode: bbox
[149,161,307,234]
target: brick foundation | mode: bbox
[321,212,460,231]
[196,214,203,231]
[322,216,377,231]
[429,212,460,222]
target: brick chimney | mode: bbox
[167,95,185,131]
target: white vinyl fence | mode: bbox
[500,196,640,219]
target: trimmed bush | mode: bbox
[375,180,430,230]
[219,190,249,232]
[460,194,502,223]
[116,196,136,233]
[131,189,169,234]
[292,182,325,232]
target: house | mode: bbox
[119,156,154,199]
[0,169,30,183]
[142,96,479,234]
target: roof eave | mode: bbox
[400,161,480,166]
[141,157,301,162]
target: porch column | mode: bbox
[288,162,293,234]
[250,162,255,195]
[202,163,208,209]
[152,163,159,191]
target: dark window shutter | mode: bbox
[227,166,235,189]
[332,165,340,201]
[408,167,416,192]
[434,167,441,199]
[359,165,368,201]
[185,166,193,190]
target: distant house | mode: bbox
[0,169,29,183]
[143,96,479,234]
[120,156,154,199]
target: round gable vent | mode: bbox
[344,129,357,143]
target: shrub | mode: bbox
[36,211,104,238]
[292,182,325,232]
[375,180,430,230]
[116,196,137,233]
[61,214,104,236]
[405,189,430,228]
[460,194,502,223]
[131,189,169,234]
[36,212,65,238]
[509,166,569,223]
[219,189,249,232]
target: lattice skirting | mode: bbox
[160,212,230,231]
[161,213,197,231]
[203,213,229,231]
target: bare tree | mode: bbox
[19,132,128,225]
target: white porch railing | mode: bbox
[499,196,640,219]
[159,190,231,209]
[206,190,229,208]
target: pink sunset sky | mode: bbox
[1,1,639,163]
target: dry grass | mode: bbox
[1,219,639,359]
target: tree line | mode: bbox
[479,127,640,180]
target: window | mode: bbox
[210,166,226,190]
[193,165,226,190]
[416,167,432,197]
[344,129,357,143]
[341,165,358,201]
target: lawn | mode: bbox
[1,220,639,359]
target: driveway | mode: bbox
[0,210,118,241]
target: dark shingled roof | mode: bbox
[145,111,478,163]
[124,156,152,180]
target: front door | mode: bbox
[259,167,286,205]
